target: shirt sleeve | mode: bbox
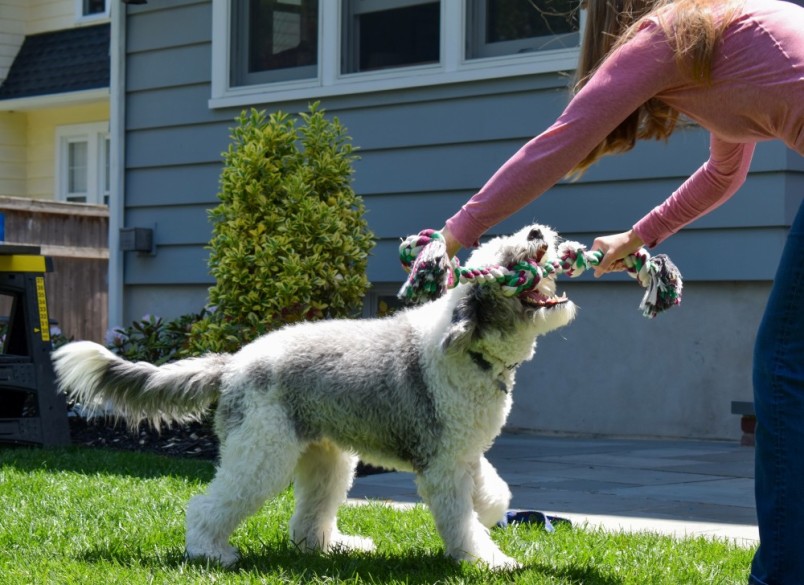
[445,20,681,248]
[632,136,755,247]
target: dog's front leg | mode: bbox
[416,463,521,571]
[470,456,511,528]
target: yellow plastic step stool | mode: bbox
[0,244,70,446]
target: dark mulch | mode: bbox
[68,413,220,460]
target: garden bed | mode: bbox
[68,413,219,459]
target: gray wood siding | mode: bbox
[123,0,802,291]
[121,0,803,441]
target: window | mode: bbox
[83,0,106,15]
[212,0,583,107]
[77,0,108,20]
[55,123,110,206]
[67,141,88,197]
[231,0,319,86]
[341,0,440,74]
[362,286,407,318]
[467,0,580,59]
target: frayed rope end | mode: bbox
[638,254,683,318]
[398,230,456,304]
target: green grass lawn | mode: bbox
[0,447,754,584]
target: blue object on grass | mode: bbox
[496,510,572,532]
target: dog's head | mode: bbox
[443,223,576,351]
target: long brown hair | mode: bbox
[569,0,743,176]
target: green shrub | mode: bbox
[190,104,375,354]
[105,311,208,364]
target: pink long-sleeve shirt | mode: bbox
[445,0,804,248]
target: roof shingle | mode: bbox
[0,23,110,101]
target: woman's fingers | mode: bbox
[591,230,643,277]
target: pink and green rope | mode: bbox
[398,229,683,318]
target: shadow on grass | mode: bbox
[77,541,462,583]
[0,445,216,483]
[76,539,625,585]
[525,562,625,585]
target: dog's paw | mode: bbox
[483,552,522,572]
[451,549,521,572]
[185,544,240,567]
[331,533,376,553]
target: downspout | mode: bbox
[108,0,126,330]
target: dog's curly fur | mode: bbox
[52,223,576,571]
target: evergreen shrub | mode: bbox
[190,104,375,354]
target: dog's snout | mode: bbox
[527,228,544,242]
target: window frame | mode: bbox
[466,0,581,59]
[211,0,584,109]
[361,283,408,318]
[75,0,110,24]
[341,0,441,75]
[55,122,111,206]
[230,0,320,87]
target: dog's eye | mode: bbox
[527,228,543,241]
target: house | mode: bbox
[0,0,110,204]
[0,0,111,341]
[111,0,803,441]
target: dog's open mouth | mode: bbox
[518,248,570,309]
[520,288,569,308]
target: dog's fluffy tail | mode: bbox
[52,341,231,427]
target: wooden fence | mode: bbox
[0,196,108,343]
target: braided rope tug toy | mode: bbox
[398,229,683,318]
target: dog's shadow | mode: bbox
[77,541,625,584]
[78,542,464,583]
[236,545,466,583]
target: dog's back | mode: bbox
[219,307,451,471]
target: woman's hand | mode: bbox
[439,225,462,258]
[590,229,645,278]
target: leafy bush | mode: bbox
[105,311,208,365]
[189,104,374,354]
[49,325,71,350]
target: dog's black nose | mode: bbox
[527,228,543,241]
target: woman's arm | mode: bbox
[633,136,755,247]
[442,20,681,251]
[592,136,755,274]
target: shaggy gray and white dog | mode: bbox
[52,223,576,571]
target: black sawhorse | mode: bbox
[0,245,69,446]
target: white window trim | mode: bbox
[210,0,584,110]
[75,0,110,25]
[54,122,110,206]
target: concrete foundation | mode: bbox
[507,280,769,441]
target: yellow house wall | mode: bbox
[28,0,77,35]
[0,0,26,82]
[0,111,26,197]
[26,101,109,200]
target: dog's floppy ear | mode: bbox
[442,293,477,353]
